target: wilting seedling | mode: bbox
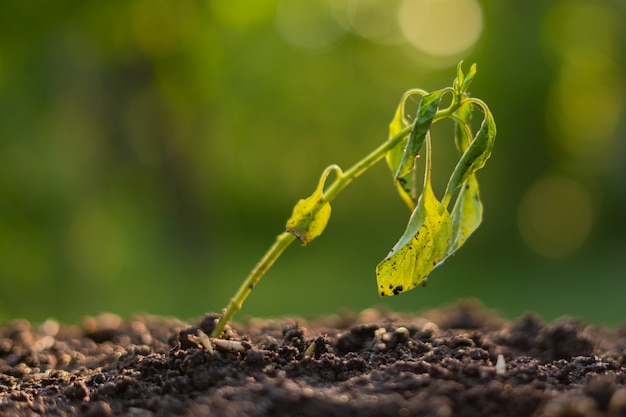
[212,62,497,338]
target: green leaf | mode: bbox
[444,103,496,198]
[394,90,445,180]
[453,102,473,154]
[385,90,426,210]
[442,101,484,259]
[376,136,452,296]
[445,174,482,259]
[453,61,477,96]
[285,165,339,245]
[461,63,477,93]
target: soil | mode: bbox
[1,299,625,417]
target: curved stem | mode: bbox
[211,232,296,337]
[211,125,413,337]
[212,97,468,337]
[323,125,412,201]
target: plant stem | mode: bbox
[211,125,414,338]
[323,125,411,201]
[211,232,296,337]
[211,99,467,337]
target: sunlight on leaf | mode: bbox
[453,61,477,96]
[445,100,483,258]
[445,103,496,197]
[385,89,426,210]
[394,90,446,180]
[377,63,496,297]
[286,165,340,245]
[376,136,452,296]
[446,174,482,259]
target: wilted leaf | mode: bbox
[394,90,446,180]
[445,105,496,198]
[445,174,482,259]
[376,136,452,296]
[376,63,496,297]
[385,89,426,210]
[286,166,339,245]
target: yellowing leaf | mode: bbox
[385,89,426,211]
[375,64,496,298]
[445,174,482,260]
[376,179,452,296]
[285,165,339,245]
[286,193,330,245]
[376,136,452,296]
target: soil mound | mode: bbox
[1,300,625,416]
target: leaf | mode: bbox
[461,63,477,93]
[394,90,445,180]
[285,165,339,245]
[453,61,477,96]
[444,104,496,198]
[453,102,473,154]
[376,136,452,296]
[376,62,497,298]
[443,101,484,259]
[444,174,482,260]
[385,90,426,210]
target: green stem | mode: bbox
[323,125,412,201]
[212,98,466,337]
[211,232,296,337]
[211,125,413,337]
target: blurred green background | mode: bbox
[1,0,625,326]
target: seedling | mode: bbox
[212,62,496,338]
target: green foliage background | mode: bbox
[1,0,625,325]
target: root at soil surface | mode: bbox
[1,300,625,417]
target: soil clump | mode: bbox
[1,300,625,417]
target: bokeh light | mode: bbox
[275,0,345,49]
[518,175,594,258]
[329,0,405,45]
[542,1,626,174]
[545,56,625,164]
[398,0,483,57]
[211,0,278,29]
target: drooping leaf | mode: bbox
[394,90,446,180]
[442,100,484,259]
[444,174,482,260]
[376,135,452,296]
[444,105,496,198]
[376,63,497,298]
[385,89,426,210]
[285,165,339,245]
[453,102,473,154]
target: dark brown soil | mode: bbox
[1,300,625,417]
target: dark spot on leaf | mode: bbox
[393,285,403,295]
